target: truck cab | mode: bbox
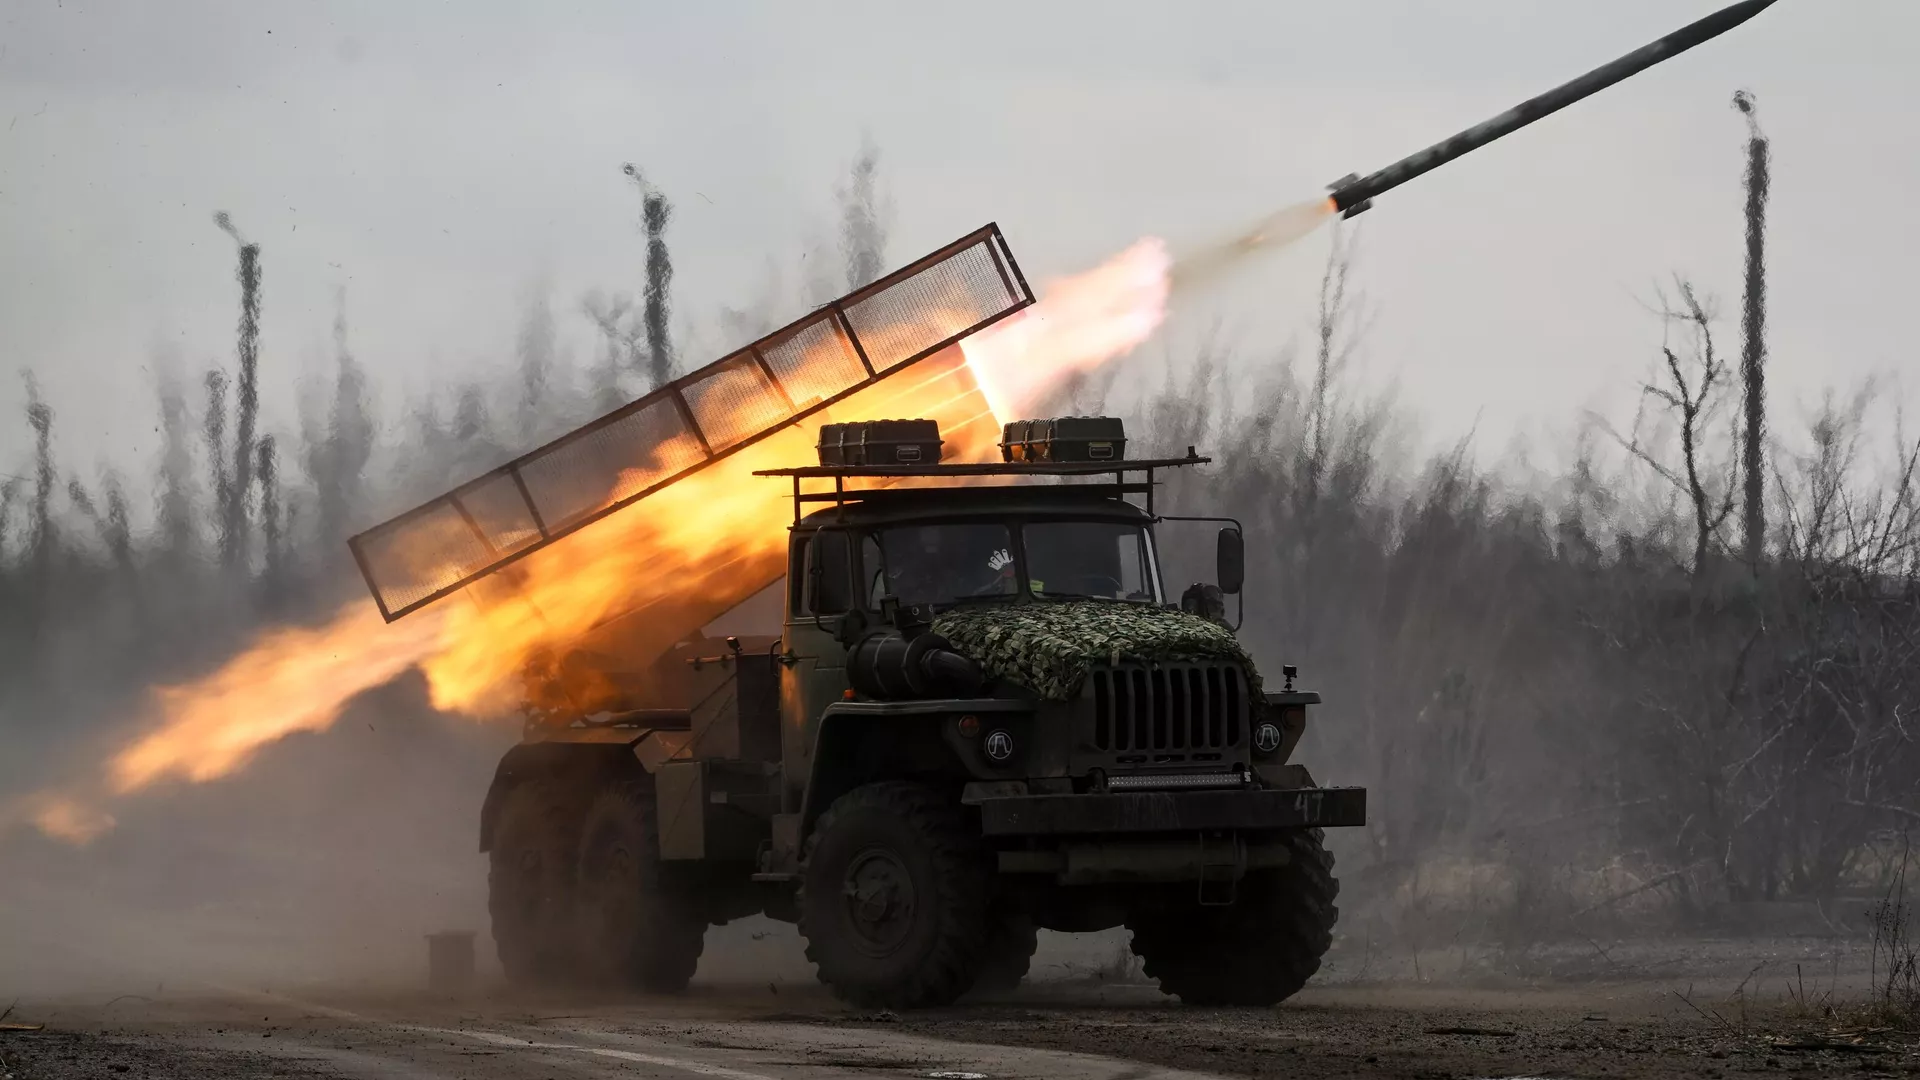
[734,420,1366,1006]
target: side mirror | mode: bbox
[1216,527,1245,596]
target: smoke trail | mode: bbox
[1170,197,1338,294]
[212,210,245,245]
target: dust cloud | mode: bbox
[0,674,511,998]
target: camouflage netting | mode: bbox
[930,601,1259,701]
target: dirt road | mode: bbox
[3,922,1913,1080]
[5,953,1914,1080]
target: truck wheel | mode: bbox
[970,912,1038,996]
[575,781,707,992]
[1128,829,1339,1007]
[799,782,990,1008]
[488,781,578,985]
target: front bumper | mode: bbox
[975,785,1367,836]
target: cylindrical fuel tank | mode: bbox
[847,630,986,700]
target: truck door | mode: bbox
[781,528,856,806]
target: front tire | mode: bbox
[1127,829,1339,1006]
[574,781,707,992]
[799,782,991,1008]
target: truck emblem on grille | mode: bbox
[984,730,1015,763]
[1254,722,1283,753]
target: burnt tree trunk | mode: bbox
[1735,91,1770,573]
[643,190,674,389]
[226,241,263,567]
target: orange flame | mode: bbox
[108,601,448,794]
[26,237,1184,842]
[963,238,1172,421]
[1,792,118,845]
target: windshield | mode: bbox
[864,520,1159,608]
[1024,521,1158,602]
[868,523,1019,608]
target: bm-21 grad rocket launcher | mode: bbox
[1327,0,1780,218]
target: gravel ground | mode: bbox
[3,926,1916,1080]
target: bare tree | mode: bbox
[257,435,282,591]
[25,374,56,575]
[65,473,131,570]
[0,476,19,563]
[581,290,638,413]
[453,385,487,442]
[299,290,375,555]
[203,368,232,552]
[153,358,198,558]
[1305,221,1370,509]
[515,288,557,434]
[1602,279,1738,578]
[102,473,132,569]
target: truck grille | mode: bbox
[1088,663,1246,755]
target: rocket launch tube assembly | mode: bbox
[1328,0,1779,218]
[347,224,1035,622]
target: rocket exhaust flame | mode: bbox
[108,601,448,794]
[962,197,1341,419]
[962,238,1172,422]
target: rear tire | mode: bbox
[800,782,991,1008]
[1127,829,1339,1006]
[575,780,707,992]
[488,781,578,985]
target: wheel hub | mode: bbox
[842,847,916,955]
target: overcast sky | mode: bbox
[3,1,1914,497]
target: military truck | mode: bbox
[346,225,1365,1008]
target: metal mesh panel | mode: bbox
[683,353,790,452]
[348,223,1032,621]
[517,398,704,531]
[758,318,866,410]
[842,240,1016,371]
[354,502,493,616]
[458,472,544,555]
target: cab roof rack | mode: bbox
[754,450,1210,521]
